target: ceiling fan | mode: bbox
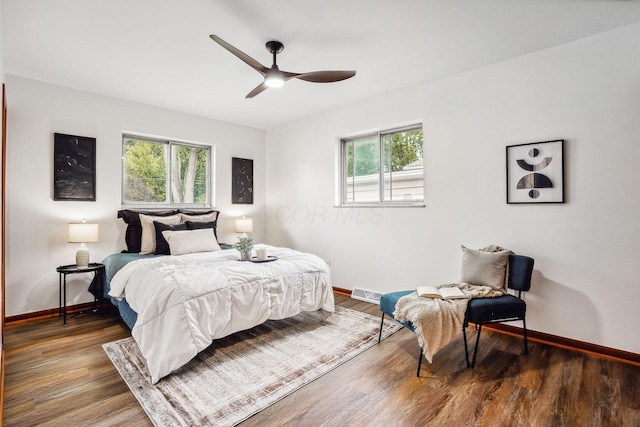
[209,35,356,98]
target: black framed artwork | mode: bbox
[232,157,253,204]
[506,139,564,204]
[54,133,96,201]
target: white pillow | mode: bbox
[180,212,218,222]
[460,245,512,290]
[162,228,222,255]
[139,213,181,254]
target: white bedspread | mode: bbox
[108,245,334,383]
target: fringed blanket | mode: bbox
[393,283,503,363]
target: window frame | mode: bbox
[338,123,424,207]
[121,133,214,208]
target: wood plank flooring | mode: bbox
[3,295,639,426]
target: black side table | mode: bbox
[56,263,105,326]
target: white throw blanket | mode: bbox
[109,245,334,383]
[393,283,503,363]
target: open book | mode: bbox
[417,285,467,300]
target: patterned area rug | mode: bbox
[103,306,401,427]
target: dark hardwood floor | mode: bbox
[3,294,639,426]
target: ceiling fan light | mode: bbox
[264,68,285,88]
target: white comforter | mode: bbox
[108,245,334,383]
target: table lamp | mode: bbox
[68,220,99,269]
[235,216,253,237]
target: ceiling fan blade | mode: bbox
[245,82,269,99]
[210,35,269,75]
[293,70,356,83]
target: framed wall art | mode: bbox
[53,133,96,201]
[506,139,564,204]
[232,157,253,204]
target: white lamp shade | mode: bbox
[235,217,253,233]
[68,223,99,243]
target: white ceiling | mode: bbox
[4,0,640,130]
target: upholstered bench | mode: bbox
[377,290,422,375]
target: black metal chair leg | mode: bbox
[378,313,385,343]
[471,323,483,368]
[463,325,470,368]
[417,347,423,377]
[522,317,528,355]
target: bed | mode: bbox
[98,209,334,384]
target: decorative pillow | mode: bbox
[162,228,222,255]
[117,209,177,253]
[185,220,218,238]
[139,213,181,254]
[460,245,512,290]
[179,210,219,222]
[154,221,188,255]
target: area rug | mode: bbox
[103,306,401,427]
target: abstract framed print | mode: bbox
[506,139,564,204]
[54,133,96,201]
[232,157,253,204]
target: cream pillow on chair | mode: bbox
[460,245,512,291]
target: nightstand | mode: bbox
[56,263,105,326]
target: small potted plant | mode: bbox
[234,235,254,261]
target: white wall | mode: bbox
[265,24,640,354]
[5,76,265,316]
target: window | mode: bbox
[340,124,424,206]
[122,134,211,206]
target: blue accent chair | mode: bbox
[463,254,534,367]
[378,254,534,374]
